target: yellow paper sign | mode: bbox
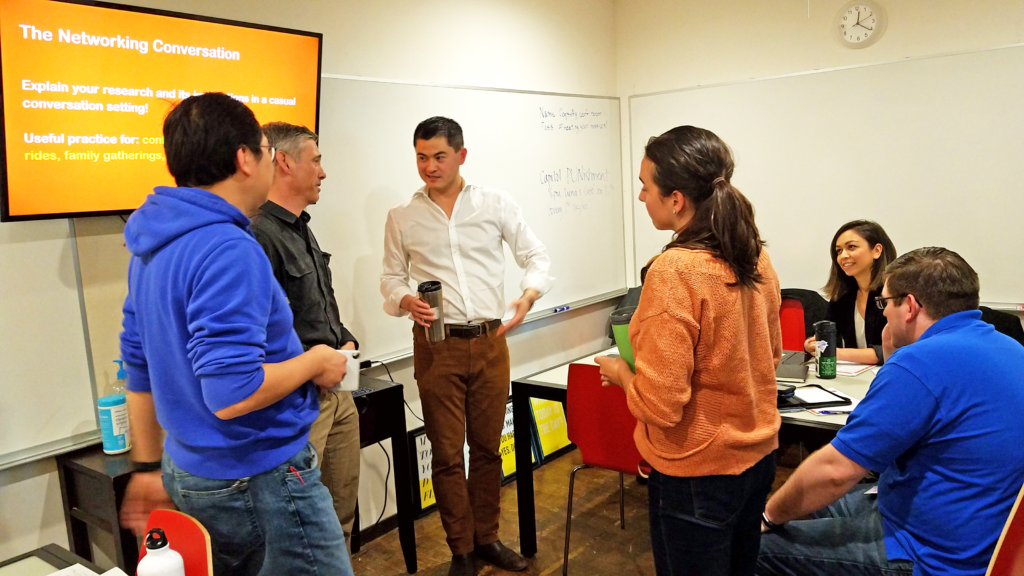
[414,433,436,508]
[530,398,571,458]
[499,400,535,477]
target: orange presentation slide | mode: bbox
[1,0,321,220]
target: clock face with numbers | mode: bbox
[836,1,886,49]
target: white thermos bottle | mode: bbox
[136,528,185,576]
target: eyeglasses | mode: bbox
[260,144,276,159]
[875,295,903,310]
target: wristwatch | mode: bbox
[132,460,162,473]
[762,511,783,531]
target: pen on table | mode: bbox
[816,409,851,415]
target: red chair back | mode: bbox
[987,483,1024,576]
[780,298,806,351]
[566,363,643,475]
[139,509,213,576]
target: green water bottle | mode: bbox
[813,320,837,379]
[610,306,637,371]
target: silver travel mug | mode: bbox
[417,281,445,343]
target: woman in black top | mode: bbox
[803,220,897,364]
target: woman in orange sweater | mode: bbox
[597,126,782,576]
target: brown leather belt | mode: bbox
[444,319,502,339]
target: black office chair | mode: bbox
[781,288,829,337]
[980,306,1024,347]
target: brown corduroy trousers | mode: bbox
[413,325,511,555]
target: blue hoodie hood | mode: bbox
[124,186,252,258]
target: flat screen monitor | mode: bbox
[0,0,322,221]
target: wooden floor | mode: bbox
[351,447,799,576]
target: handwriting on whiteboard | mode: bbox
[542,166,609,218]
[539,106,608,133]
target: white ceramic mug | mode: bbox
[330,349,360,392]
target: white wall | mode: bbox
[614,0,1024,96]
[614,0,1024,284]
[124,0,618,95]
[0,0,618,564]
[0,460,68,560]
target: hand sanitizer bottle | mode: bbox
[98,360,131,454]
[111,359,127,395]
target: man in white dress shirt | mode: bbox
[381,117,553,576]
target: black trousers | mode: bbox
[648,454,776,576]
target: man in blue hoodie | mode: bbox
[118,93,353,576]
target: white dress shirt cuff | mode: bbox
[384,286,416,317]
[520,273,554,299]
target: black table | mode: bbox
[56,375,417,574]
[512,357,583,557]
[511,349,874,557]
[351,376,417,573]
[56,444,139,571]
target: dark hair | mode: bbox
[262,122,317,160]
[885,247,980,320]
[824,220,898,300]
[413,116,464,151]
[163,93,263,187]
[644,126,765,288]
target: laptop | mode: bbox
[776,350,809,384]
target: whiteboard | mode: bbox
[630,45,1024,305]
[0,219,97,469]
[315,78,625,360]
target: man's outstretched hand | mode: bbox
[496,289,540,336]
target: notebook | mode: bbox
[777,384,852,410]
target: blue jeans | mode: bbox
[648,454,776,576]
[161,444,353,576]
[756,483,914,576]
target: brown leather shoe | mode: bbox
[474,541,528,571]
[448,553,476,576]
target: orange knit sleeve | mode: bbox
[762,253,784,367]
[626,267,701,429]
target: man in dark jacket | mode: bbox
[251,122,361,547]
[118,93,352,576]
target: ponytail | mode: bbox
[645,126,765,288]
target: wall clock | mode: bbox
[836,1,887,49]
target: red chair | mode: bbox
[986,482,1024,576]
[139,509,213,576]
[781,288,830,344]
[780,297,806,351]
[563,363,645,575]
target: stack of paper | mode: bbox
[46,565,129,576]
[809,360,874,377]
[835,361,874,377]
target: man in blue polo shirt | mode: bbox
[757,247,1024,576]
